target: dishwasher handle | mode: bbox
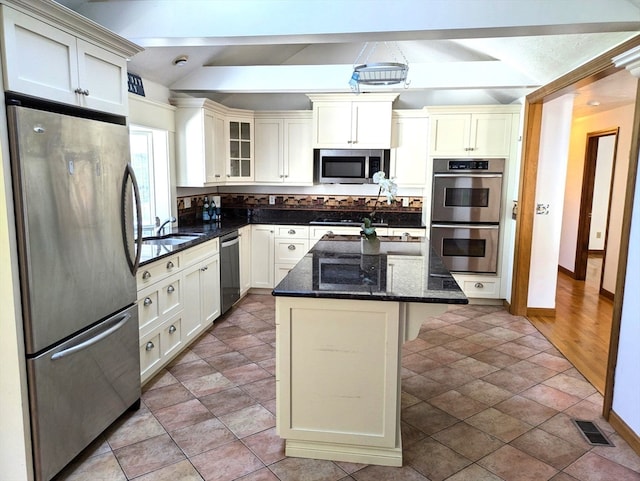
[221,236,239,248]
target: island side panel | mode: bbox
[276,296,402,463]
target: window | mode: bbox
[129,125,171,230]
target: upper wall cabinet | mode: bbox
[0,3,140,116]
[171,98,227,187]
[226,114,254,183]
[307,93,398,149]
[390,110,429,187]
[254,112,313,185]
[428,106,520,157]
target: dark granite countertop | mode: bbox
[272,235,468,304]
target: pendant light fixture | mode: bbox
[349,41,410,93]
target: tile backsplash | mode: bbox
[177,192,422,225]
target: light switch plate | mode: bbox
[402,197,409,207]
[269,195,276,205]
[184,197,191,208]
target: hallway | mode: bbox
[527,257,613,393]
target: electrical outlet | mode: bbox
[402,197,409,207]
[596,231,602,239]
[269,195,276,205]
[183,197,191,208]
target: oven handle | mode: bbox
[431,224,500,229]
[433,173,503,178]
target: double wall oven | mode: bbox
[430,158,504,273]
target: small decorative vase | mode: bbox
[361,237,380,255]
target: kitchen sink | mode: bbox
[141,233,202,246]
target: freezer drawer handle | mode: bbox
[143,297,153,306]
[51,314,131,361]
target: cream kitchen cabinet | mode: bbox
[139,312,184,384]
[451,274,501,299]
[428,107,519,157]
[182,238,221,342]
[171,98,227,187]
[388,227,426,238]
[0,4,138,116]
[239,225,252,296]
[307,93,398,149]
[390,111,429,187]
[251,224,275,288]
[254,112,313,185]
[226,115,254,182]
[274,225,309,285]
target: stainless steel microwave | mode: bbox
[314,149,390,184]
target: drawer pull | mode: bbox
[145,341,155,351]
[168,325,177,334]
[167,285,175,294]
[288,229,296,235]
[142,270,151,280]
[474,282,484,289]
[327,230,333,236]
[288,244,296,250]
[201,266,208,272]
[166,261,175,270]
[143,297,153,306]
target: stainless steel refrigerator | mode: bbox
[8,100,142,481]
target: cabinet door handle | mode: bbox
[288,244,296,250]
[143,297,153,306]
[201,266,208,272]
[166,261,174,270]
[74,88,83,94]
[215,174,221,178]
[474,282,484,288]
[168,325,177,334]
[167,285,175,294]
[145,341,155,351]
[83,89,90,96]
[288,229,296,235]
[142,270,151,280]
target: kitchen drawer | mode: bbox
[309,225,369,240]
[388,227,426,238]
[137,273,183,336]
[137,254,181,288]
[275,262,296,285]
[161,314,183,359]
[182,238,219,266]
[453,275,501,298]
[140,331,162,383]
[275,225,309,239]
[275,239,309,263]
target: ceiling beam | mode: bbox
[71,0,640,47]
[170,61,539,93]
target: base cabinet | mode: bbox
[137,238,220,383]
[452,274,501,299]
[251,225,275,288]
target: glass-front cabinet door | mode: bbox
[227,117,254,182]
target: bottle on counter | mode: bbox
[203,197,210,221]
[209,199,217,222]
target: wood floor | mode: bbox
[527,257,613,394]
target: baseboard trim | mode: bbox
[527,307,556,317]
[608,410,640,457]
[600,288,615,301]
[558,265,575,278]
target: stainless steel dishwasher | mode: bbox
[220,230,241,314]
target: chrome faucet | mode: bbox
[156,216,176,236]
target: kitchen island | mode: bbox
[273,235,467,467]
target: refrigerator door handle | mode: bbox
[51,313,131,361]
[122,163,143,275]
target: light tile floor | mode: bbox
[55,294,640,481]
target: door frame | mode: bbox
[508,35,640,422]
[574,129,618,285]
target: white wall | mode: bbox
[588,135,615,250]
[528,94,574,308]
[558,104,634,292]
[612,149,640,440]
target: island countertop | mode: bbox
[272,235,468,304]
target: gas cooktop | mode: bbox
[309,218,388,227]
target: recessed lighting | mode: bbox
[173,55,188,67]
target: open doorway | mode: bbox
[573,130,618,299]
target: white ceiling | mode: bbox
[55,0,640,111]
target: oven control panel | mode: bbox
[433,158,505,174]
[449,159,489,170]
